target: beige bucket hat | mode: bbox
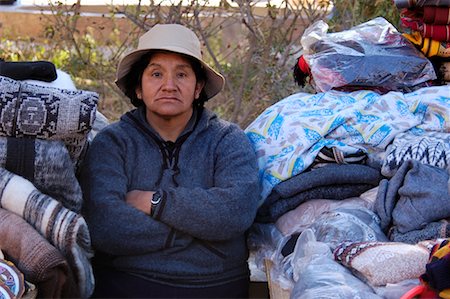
[115,24,225,100]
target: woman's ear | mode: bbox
[195,81,205,99]
[135,87,142,100]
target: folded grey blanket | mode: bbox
[389,219,450,244]
[257,164,383,223]
[375,159,450,234]
[0,167,94,298]
[0,137,82,212]
[0,75,98,164]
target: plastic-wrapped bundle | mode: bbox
[289,229,382,299]
[301,17,436,93]
[309,207,388,251]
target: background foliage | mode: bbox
[0,0,399,127]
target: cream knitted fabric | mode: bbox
[334,241,429,286]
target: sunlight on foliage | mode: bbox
[0,0,399,126]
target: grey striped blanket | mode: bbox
[0,167,94,298]
[0,137,82,212]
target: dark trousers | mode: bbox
[91,268,250,299]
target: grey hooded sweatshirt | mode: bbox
[79,106,261,287]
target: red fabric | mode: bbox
[423,23,450,41]
[400,285,439,299]
[402,17,422,31]
[297,55,311,75]
[423,6,450,24]
[402,17,450,41]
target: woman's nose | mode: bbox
[162,74,177,90]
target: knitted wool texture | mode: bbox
[0,208,79,298]
[334,241,430,286]
[0,168,94,298]
[382,131,450,178]
[376,160,450,234]
[258,164,382,223]
[0,75,98,165]
[0,137,82,212]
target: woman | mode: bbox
[79,23,261,298]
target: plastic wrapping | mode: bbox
[275,192,377,236]
[246,223,289,283]
[310,207,389,251]
[301,17,436,93]
[289,229,382,299]
[373,279,421,299]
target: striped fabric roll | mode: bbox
[423,6,450,25]
[401,17,450,41]
[395,0,450,8]
[0,137,83,212]
[0,167,94,298]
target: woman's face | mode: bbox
[136,52,204,121]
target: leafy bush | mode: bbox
[0,0,399,127]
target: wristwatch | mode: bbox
[150,191,162,216]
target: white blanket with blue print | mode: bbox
[245,85,450,200]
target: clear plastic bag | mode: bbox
[246,223,291,284]
[289,229,382,299]
[310,207,389,251]
[275,192,377,236]
[301,17,436,93]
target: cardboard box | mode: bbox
[264,259,290,299]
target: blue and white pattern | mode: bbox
[245,85,450,199]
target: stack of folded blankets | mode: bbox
[247,14,450,298]
[396,0,450,84]
[0,60,99,298]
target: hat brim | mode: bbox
[115,48,225,101]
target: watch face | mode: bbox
[151,192,162,205]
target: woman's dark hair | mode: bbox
[122,50,208,108]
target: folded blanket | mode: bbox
[334,241,429,286]
[257,164,382,223]
[245,86,450,199]
[389,219,450,244]
[423,6,450,24]
[0,208,79,298]
[404,31,450,57]
[402,17,450,41]
[0,167,94,298]
[0,75,98,164]
[395,0,450,8]
[375,159,450,234]
[381,131,450,177]
[0,137,82,212]
[400,6,450,26]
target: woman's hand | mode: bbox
[126,190,155,215]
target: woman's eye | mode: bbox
[177,72,187,78]
[151,71,162,77]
